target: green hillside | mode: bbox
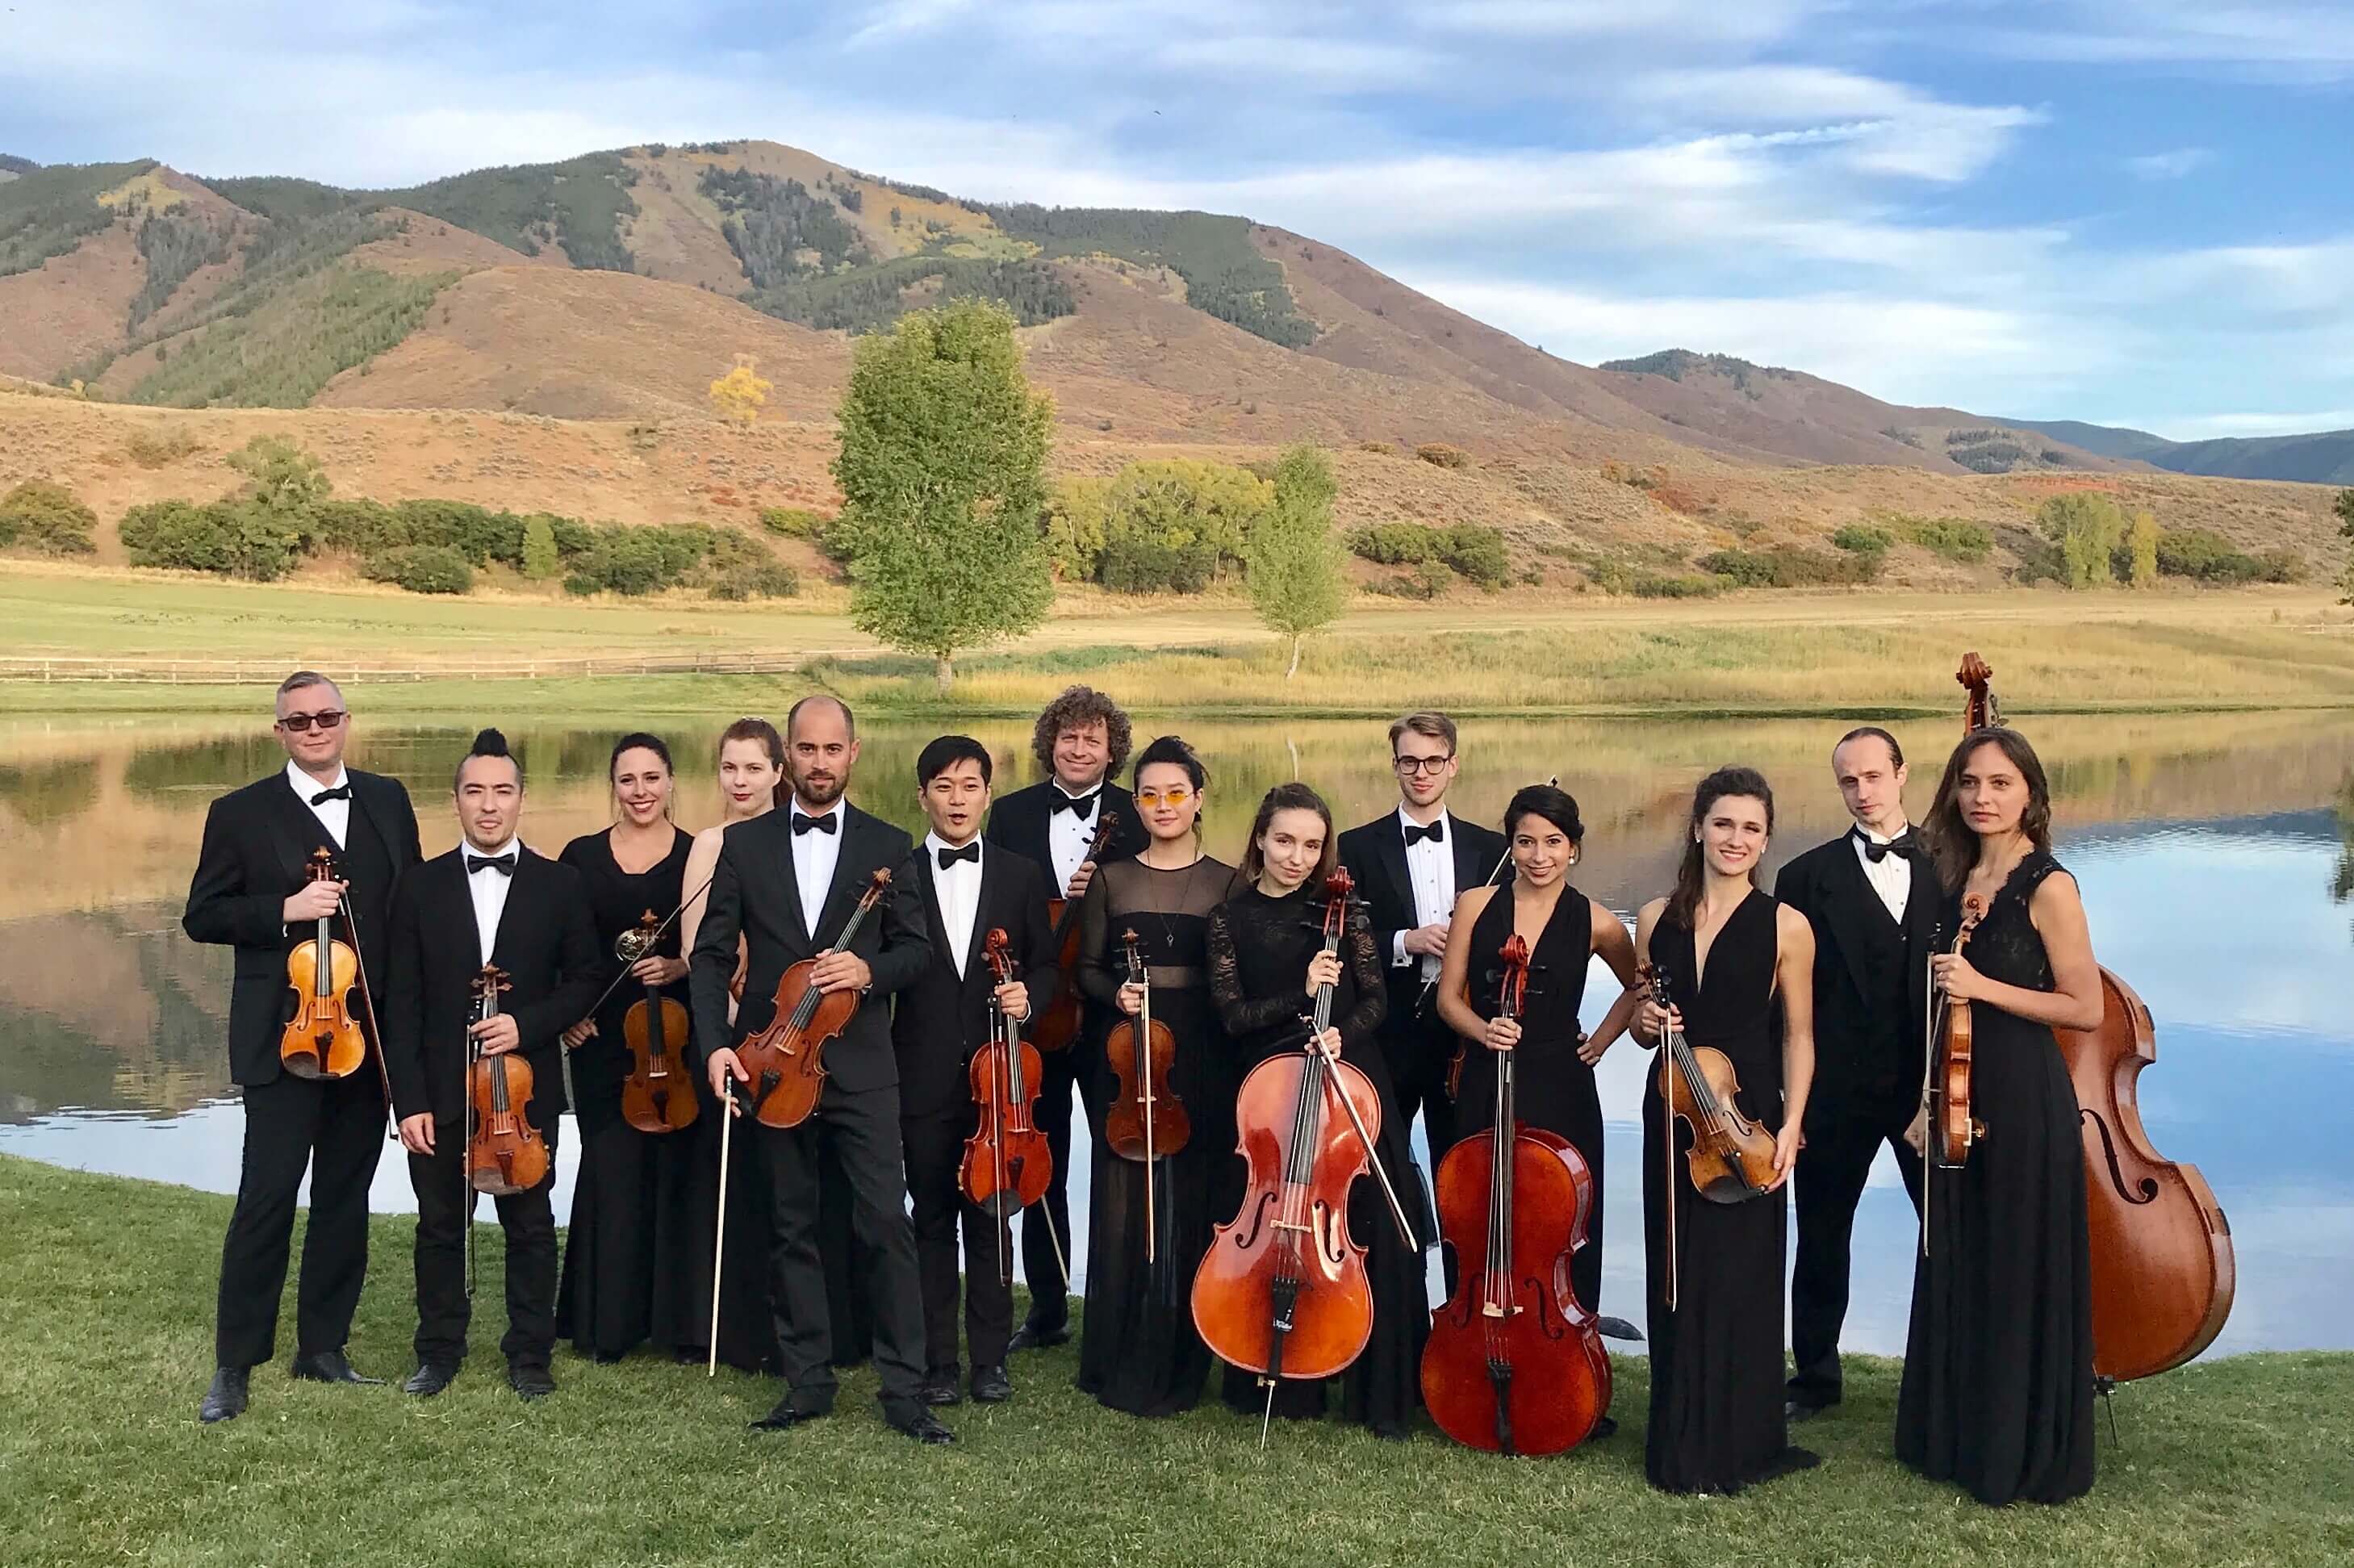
[990,204,1318,348]
[0,158,157,274]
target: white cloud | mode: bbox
[2151,408,2354,440]
[2128,147,2217,180]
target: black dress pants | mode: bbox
[902,1105,1016,1377]
[1788,1091,1925,1407]
[215,1068,387,1369]
[408,1113,561,1370]
[1017,1042,1082,1332]
[755,1081,926,1422]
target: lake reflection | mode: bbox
[3,711,2351,1358]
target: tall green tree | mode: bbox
[1248,444,1348,679]
[2128,508,2160,589]
[2038,492,2124,590]
[830,299,1054,692]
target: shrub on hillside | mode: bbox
[1348,523,1437,566]
[1698,546,1883,588]
[361,544,474,595]
[1415,442,1470,470]
[2151,527,2301,585]
[562,523,715,596]
[759,506,829,539]
[1368,561,1455,600]
[1098,533,1219,594]
[1437,524,1511,589]
[1831,523,1893,554]
[123,428,203,469]
[119,499,303,580]
[0,479,98,555]
[1900,515,1994,562]
[709,562,801,600]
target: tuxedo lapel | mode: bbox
[1817,842,1889,1003]
[964,847,997,985]
[486,851,540,970]
[263,772,329,887]
[916,851,962,980]
[1369,817,1414,919]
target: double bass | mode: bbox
[1102,929,1186,1259]
[617,909,697,1135]
[734,868,892,1129]
[1031,816,1120,1053]
[960,928,1060,1283]
[279,847,367,1081]
[1422,934,1611,1455]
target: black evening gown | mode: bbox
[1642,889,1815,1494]
[555,827,706,1360]
[1897,851,2096,1506]
[1456,884,1604,1315]
[1207,883,1424,1438]
[1073,855,1239,1417]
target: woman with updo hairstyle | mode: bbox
[1436,783,1644,1354]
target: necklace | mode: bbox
[1134,854,1204,961]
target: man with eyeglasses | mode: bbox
[1337,712,1507,1204]
[182,671,421,1424]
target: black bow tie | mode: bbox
[792,811,838,836]
[1404,819,1445,847]
[1855,828,1915,863]
[466,853,515,877]
[310,784,352,805]
[936,841,980,870]
[1051,789,1100,818]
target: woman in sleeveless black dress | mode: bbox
[556,734,700,1361]
[1436,784,1643,1323]
[1633,767,1817,1495]
[1207,784,1422,1438]
[1073,737,1240,1417]
[1898,728,2101,1506]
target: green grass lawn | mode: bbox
[2,1154,2346,1566]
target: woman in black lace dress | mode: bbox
[1898,727,2101,1506]
[1206,783,1425,1438]
[1632,766,1817,1495]
[1073,736,1240,1416]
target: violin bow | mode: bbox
[331,881,400,1131]
[708,1076,733,1377]
[1414,775,1559,1017]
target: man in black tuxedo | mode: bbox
[892,736,1059,1407]
[382,730,599,1401]
[693,696,947,1443]
[1774,725,1933,1418]
[1336,711,1507,1183]
[183,671,422,1424]
[981,684,1142,1350]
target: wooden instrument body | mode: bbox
[1190,1052,1381,1381]
[2059,968,2235,1382]
[1422,1123,1611,1454]
[280,849,366,1081]
[736,960,856,1129]
[1031,897,1086,1053]
[1104,1014,1188,1160]
[1927,897,1987,1169]
[960,1034,1054,1209]
[1667,1042,1778,1202]
[467,1052,549,1194]
[621,990,697,1134]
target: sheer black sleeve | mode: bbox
[1210,898,1312,1037]
[1077,874,1121,1006]
[1337,909,1388,1049]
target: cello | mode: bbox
[1102,928,1187,1261]
[1422,933,1611,1455]
[618,909,698,1135]
[734,868,892,1128]
[280,847,368,1081]
[960,928,1063,1285]
[1191,868,1416,1441]
[1031,816,1120,1053]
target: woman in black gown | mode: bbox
[1206,782,1423,1439]
[557,734,698,1361]
[1897,726,2101,1506]
[1436,784,1642,1332]
[1631,766,1817,1494]
[1074,735,1239,1416]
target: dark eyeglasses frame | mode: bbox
[277,711,348,734]
[1392,755,1454,776]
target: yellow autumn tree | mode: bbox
[708,353,771,427]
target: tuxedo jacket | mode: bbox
[1336,809,1509,1037]
[688,801,930,1097]
[984,779,1144,898]
[890,843,1060,1122]
[1775,833,1940,1115]
[182,767,423,1087]
[380,846,600,1124]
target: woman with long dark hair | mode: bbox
[557,734,697,1360]
[1897,727,2101,1506]
[1206,783,1423,1437]
[1630,766,1817,1494]
[1436,783,1643,1338]
[1073,736,1240,1415]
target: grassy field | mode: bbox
[2,1154,2348,1568]
[6,561,2354,719]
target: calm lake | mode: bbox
[4,708,2350,1361]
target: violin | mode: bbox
[960,929,1056,1281]
[1192,868,1415,1438]
[1031,815,1120,1053]
[279,847,367,1081]
[1645,964,1777,1204]
[1925,895,1988,1168]
[1102,926,1186,1261]
[734,868,891,1129]
[618,909,697,1135]
[464,964,548,1196]
[1423,934,1611,1455]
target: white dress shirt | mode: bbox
[926,832,984,979]
[463,841,520,965]
[1047,779,1104,893]
[790,799,846,940]
[287,760,350,849]
[1395,805,1457,980]
[1851,826,1912,923]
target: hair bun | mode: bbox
[470,728,510,757]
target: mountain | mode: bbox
[2005,416,2354,486]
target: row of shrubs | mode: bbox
[0,480,98,555]
[1344,521,1512,589]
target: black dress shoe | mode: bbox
[1596,1315,1645,1343]
[199,1366,249,1424]
[291,1349,383,1386]
[751,1399,829,1431]
[891,1410,957,1445]
[919,1375,963,1407]
[510,1364,555,1401]
[403,1361,461,1398]
[969,1364,1011,1403]
[1785,1398,1830,1423]
[1587,1415,1619,1443]
[1007,1322,1070,1353]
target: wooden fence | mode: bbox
[0,654,826,684]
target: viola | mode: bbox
[464,964,549,1196]
[618,909,697,1135]
[1645,964,1777,1204]
[1925,895,1988,1169]
[1423,934,1611,1455]
[1031,816,1120,1053]
[734,868,892,1129]
[279,847,367,1081]
[1102,926,1186,1262]
[960,929,1056,1282]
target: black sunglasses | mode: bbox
[277,710,347,733]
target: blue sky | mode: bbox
[4,1,2350,437]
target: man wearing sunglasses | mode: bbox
[182,671,421,1424]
